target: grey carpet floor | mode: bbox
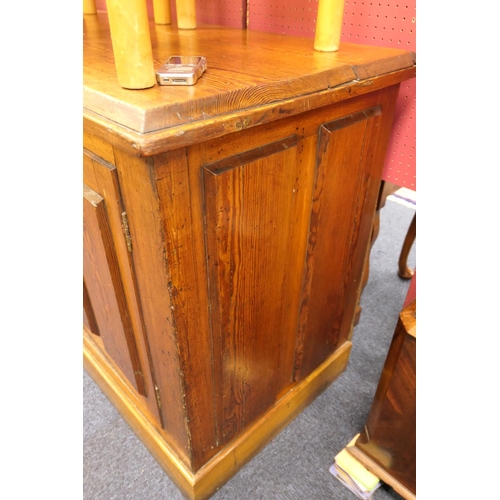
[83,198,416,500]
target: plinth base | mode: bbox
[84,330,352,499]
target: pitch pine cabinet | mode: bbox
[83,13,416,500]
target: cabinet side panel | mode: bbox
[83,186,144,393]
[294,107,384,379]
[112,149,192,467]
[203,137,314,446]
[83,150,163,421]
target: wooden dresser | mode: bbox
[83,13,416,499]
[350,299,417,499]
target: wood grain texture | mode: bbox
[83,17,416,491]
[143,91,394,470]
[151,148,219,471]
[83,87,403,475]
[83,150,163,422]
[83,131,115,164]
[192,342,352,500]
[294,106,387,380]
[203,136,313,445]
[84,66,415,158]
[111,148,192,467]
[84,13,415,135]
[83,185,145,394]
[354,300,416,496]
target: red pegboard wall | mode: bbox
[196,0,247,28]
[92,0,415,190]
[246,1,317,35]
[94,0,247,28]
[248,0,416,190]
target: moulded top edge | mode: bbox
[83,14,416,135]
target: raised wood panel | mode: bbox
[294,107,383,380]
[83,185,145,395]
[83,14,415,494]
[203,136,315,445]
[83,151,163,422]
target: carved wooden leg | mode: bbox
[398,213,416,279]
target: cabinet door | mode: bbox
[83,185,145,395]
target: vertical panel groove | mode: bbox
[201,167,220,448]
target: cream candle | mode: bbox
[83,0,96,14]
[314,0,345,52]
[175,0,196,29]
[153,0,172,25]
[105,0,156,89]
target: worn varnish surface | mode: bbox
[203,136,312,445]
[295,108,383,379]
[83,13,416,493]
[112,149,192,465]
[355,300,416,495]
[83,151,164,426]
[83,185,145,395]
[84,13,415,135]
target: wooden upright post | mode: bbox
[105,0,156,89]
[175,0,196,29]
[153,0,172,25]
[83,0,97,14]
[314,0,345,52]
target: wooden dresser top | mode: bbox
[83,13,415,154]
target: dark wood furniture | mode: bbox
[349,299,416,499]
[83,13,416,499]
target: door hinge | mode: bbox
[154,385,162,411]
[121,211,133,252]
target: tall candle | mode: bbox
[175,0,196,29]
[83,0,97,14]
[153,0,171,25]
[314,0,345,52]
[105,0,156,89]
